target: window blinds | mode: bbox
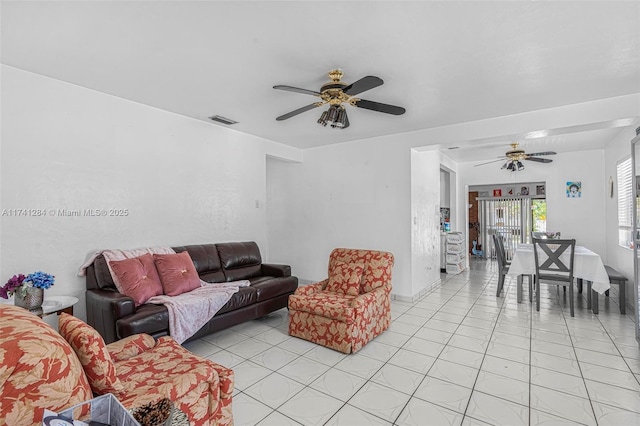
[480,197,532,261]
[617,158,633,228]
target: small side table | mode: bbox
[39,296,79,318]
[0,295,79,317]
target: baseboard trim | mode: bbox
[392,278,443,303]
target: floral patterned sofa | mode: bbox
[288,248,394,353]
[0,304,233,426]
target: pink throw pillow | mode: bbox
[153,252,201,296]
[109,254,163,305]
[325,261,364,296]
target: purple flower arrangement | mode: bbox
[0,271,55,299]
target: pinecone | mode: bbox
[131,398,173,426]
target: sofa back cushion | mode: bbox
[174,244,225,283]
[329,248,394,293]
[59,313,124,396]
[217,241,262,281]
[153,252,202,296]
[0,305,93,425]
[109,254,164,305]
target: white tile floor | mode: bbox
[183,259,640,425]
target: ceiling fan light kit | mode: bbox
[274,69,406,129]
[476,143,556,171]
[317,105,348,128]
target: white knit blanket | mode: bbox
[147,281,249,344]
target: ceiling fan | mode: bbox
[475,143,557,171]
[273,69,406,129]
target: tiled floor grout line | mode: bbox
[364,277,468,425]
[563,305,600,426]
[591,308,640,387]
[388,277,475,425]
[458,270,509,423]
[528,274,534,426]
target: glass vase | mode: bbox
[14,287,44,310]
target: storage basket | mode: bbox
[446,232,464,243]
[42,394,140,426]
[446,262,464,275]
[446,242,465,254]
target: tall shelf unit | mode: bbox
[445,232,466,275]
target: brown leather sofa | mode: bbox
[85,241,298,344]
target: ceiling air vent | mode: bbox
[208,115,238,125]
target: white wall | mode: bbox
[266,137,414,298]
[440,169,450,207]
[0,66,299,321]
[410,150,442,299]
[604,126,637,310]
[457,150,607,256]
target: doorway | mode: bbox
[477,197,546,261]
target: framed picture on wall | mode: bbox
[566,181,582,198]
[493,189,502,197]
[520,186,530,196]
[536,185,545,195]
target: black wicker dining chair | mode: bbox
[532,238,576,317]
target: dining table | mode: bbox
[507,243,610,313]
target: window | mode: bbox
[617,157,633,248]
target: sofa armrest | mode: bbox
[107,333,156,362]
[86,288,136,344]
[351,283,391,309]
[294,280,327,296]
[261,263,291,277]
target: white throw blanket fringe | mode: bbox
[78,246,248,344]
[147,280,250,344]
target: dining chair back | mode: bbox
[493,234,510,297]
[532,238,576,316]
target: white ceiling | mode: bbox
[2,1,639,158]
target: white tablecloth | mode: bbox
[507,244,610,294]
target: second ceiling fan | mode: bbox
[475,143,557,171]
[274,69,406,129]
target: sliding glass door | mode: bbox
[479,197,541,261]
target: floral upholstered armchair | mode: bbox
[58,313,233,426]
[288,248,394,353]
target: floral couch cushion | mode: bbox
[288,291,357,323]
[329,248,394,293]
[325,261,363,296]
[0,305,92,425]
[59,312,123,395]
